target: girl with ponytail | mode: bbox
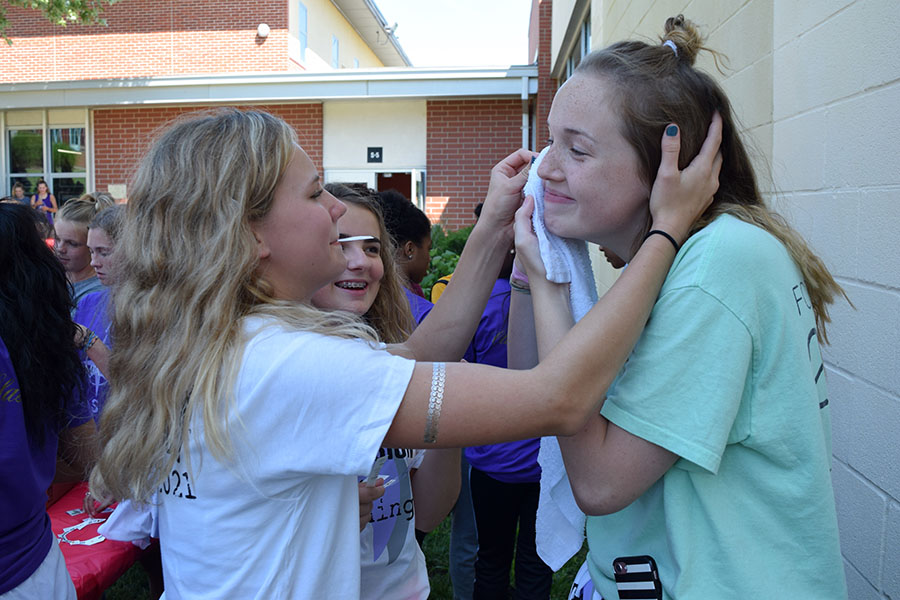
[514,15,848,599]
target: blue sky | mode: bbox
[374,0,532,67]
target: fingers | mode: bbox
[514,195,535,236]
[697,111,724,161]
[658,124,681,176]
[358,479,385,502]
[494,148,539,178]
[358,480,384,531]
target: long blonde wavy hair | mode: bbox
[577,15,849,343]
[91,109,375,503]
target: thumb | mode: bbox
[659,124,681,176]
[514,195,535,230]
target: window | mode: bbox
[563,13,591,83]
[332,35,340,68]
[5,110,87,203]
[297,2,308,61]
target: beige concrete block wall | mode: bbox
[587,1,899,597]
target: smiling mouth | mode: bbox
[336,281,367,290]
[543,189,575,203]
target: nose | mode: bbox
[326,191,347,222]
[90,252,100,269]
[343,244,367,270]
[537,145,561,181]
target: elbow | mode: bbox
[570,480,631,516]
[550,394,596,437]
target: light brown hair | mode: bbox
[325,183,415,344]
[575,15,848,342]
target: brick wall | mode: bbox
[535,0,555,150]
[424,98,523,231]
[1,0,289,83]
[93,103,323,194]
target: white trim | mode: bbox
[87,107,94,193]
[0,112,5,193]
[42,111,49,187]
[0,67,538,110]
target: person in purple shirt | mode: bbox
[0,203,96,599]
[461,221,551,600]
[375,189,433,300]
[73,204,124,423]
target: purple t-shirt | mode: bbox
[464,279,542,483]
[404,287,434,325]
[73,289,112,423]
[0,336,92,593]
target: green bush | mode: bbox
[421,224,473,298]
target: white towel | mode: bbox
[525,146,599,571]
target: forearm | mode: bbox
[404,222,513,361]
[537,235,676,415]
[410,449,462,531]
[529,279,574,360]
[85,338,111,379]
[507,288,538,369]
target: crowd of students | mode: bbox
[2,15,849,600]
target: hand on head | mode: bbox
[648,112,723,245]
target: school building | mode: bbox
[0,0,544,230]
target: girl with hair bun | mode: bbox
[54,192,116,308]
[89,107,719,598]
[514,15,848,599]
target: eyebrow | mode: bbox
[561,127,598,144]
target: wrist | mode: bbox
[643,229,680,252]
[648,219,690,246]
[510,260,529,284]
[469,220,515,260]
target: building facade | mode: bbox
[1,0,539,230]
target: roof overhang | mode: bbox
[0,66,538,109]
[331,0,412,67]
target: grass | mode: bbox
[105,516,588,599]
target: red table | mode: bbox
[48,481,143,600]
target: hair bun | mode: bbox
[662,14,703,65]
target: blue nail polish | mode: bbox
[666,125,678,137]
[531,155,536,164]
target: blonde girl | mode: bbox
[54,192,115,307]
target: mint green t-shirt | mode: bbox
[587,214,846,599]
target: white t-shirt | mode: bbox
[157,317,415,600]
[360,447,429,600]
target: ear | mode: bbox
[249,222,271,260]
[402,240,415,260]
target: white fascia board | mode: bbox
[0,67,538,109]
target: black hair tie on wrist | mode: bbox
[644,229,680,252]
